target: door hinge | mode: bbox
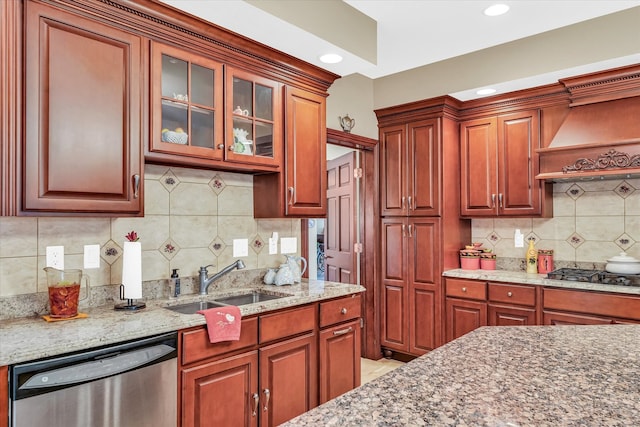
[353,242,363,253]
[360,318,364,328]
[353,168,363,179]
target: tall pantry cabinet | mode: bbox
[376,97,471,357]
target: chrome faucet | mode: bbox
[199,260,246,295]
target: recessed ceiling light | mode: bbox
[484,4,510,16]
[319,53,343,64]
[476,88,497,95]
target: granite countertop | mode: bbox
[284,324,640,426]
[443,268,640,295]
[0,280,364,366]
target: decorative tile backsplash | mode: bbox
[0,165,301,298]
[472,178,640,266]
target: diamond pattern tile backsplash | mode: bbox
[472,178,640,266]
[0,165,300,297]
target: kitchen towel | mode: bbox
[198,306,242,343]
[121,241,142,299]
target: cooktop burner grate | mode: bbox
[547,268,640,287]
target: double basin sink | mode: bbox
[165,290,291,315]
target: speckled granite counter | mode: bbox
[0,280,364,366]
[444,268,640,295]
[284,324,640,426]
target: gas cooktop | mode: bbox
[547,268,640,287]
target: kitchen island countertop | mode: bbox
[283,324,640,426]
[0,280,364,366]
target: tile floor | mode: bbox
[361,357,405,384]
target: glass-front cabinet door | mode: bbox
[151,42,223,160]
[225,67,281,167]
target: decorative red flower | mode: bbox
[125,231,139,242]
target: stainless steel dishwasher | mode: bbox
[10,331,177,427]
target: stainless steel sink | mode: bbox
[165,291,290,314]
[165,301,224,314]
[212,291,288,306]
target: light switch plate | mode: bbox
[514,229,524,248]
[280,237,297,254]
[268,237,278,255]
[46,246,64,269]
[84,244,101,269]
[233,239,249,257]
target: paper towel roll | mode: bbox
[122,241,142,299]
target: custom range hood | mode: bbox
[537,64,640,181]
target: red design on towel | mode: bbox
[197,306,242,343]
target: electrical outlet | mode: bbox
[46,246,65,269]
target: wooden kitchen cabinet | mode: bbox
[0,365,6,427]
[460,109,547,217]
[445,278,487,342]
[254,86,327,217]
[319,294,362,403]
[23,1,143,215]
[543,287,640,325]
[381,217,440,356]
[180,304,319,427]
[380,119,440,216]
[488,282,536,326]
[149,41,224,164]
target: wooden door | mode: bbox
[259,333,318,427]
[318,319,361,404]
[380,218,408,352]
[497,110,541,215]
[23,2,142,214]
[445,298,487,343]
[408,119,440,216]
[283,87,326,216]
[181,351,258,427]
[488,304,536,326]
[325,152,357,283]
[460,117,497,216]
[542,311,613,325]
[380,125,406,216]
[408,218,440,354]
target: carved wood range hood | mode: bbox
[536,64,640,182]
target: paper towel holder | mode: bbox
[115,284,146,311]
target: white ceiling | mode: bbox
[160,1,640,99]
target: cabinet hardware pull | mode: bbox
[333,326,353,336]
[288,187,295,206]
[252,393,259,416]
[408,196,412,210]
[498,193,503,208]
[341,308,347,314]
[507,292,513,297]
[462,287,467,292]
[401,196,405,209]
[133,174,140,199]
[217,144,224,150]
[263,389,270,412]
[401,224,406,237]
[408,224,413,237]
[491,194,496,207]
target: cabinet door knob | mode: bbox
[229,144,235,152]
[341,307,347,314]
[507,292,513,297]
[263,388,270,412]
[462,287,467,292]
[217,144,224,150]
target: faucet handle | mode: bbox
[199,265,214,276]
